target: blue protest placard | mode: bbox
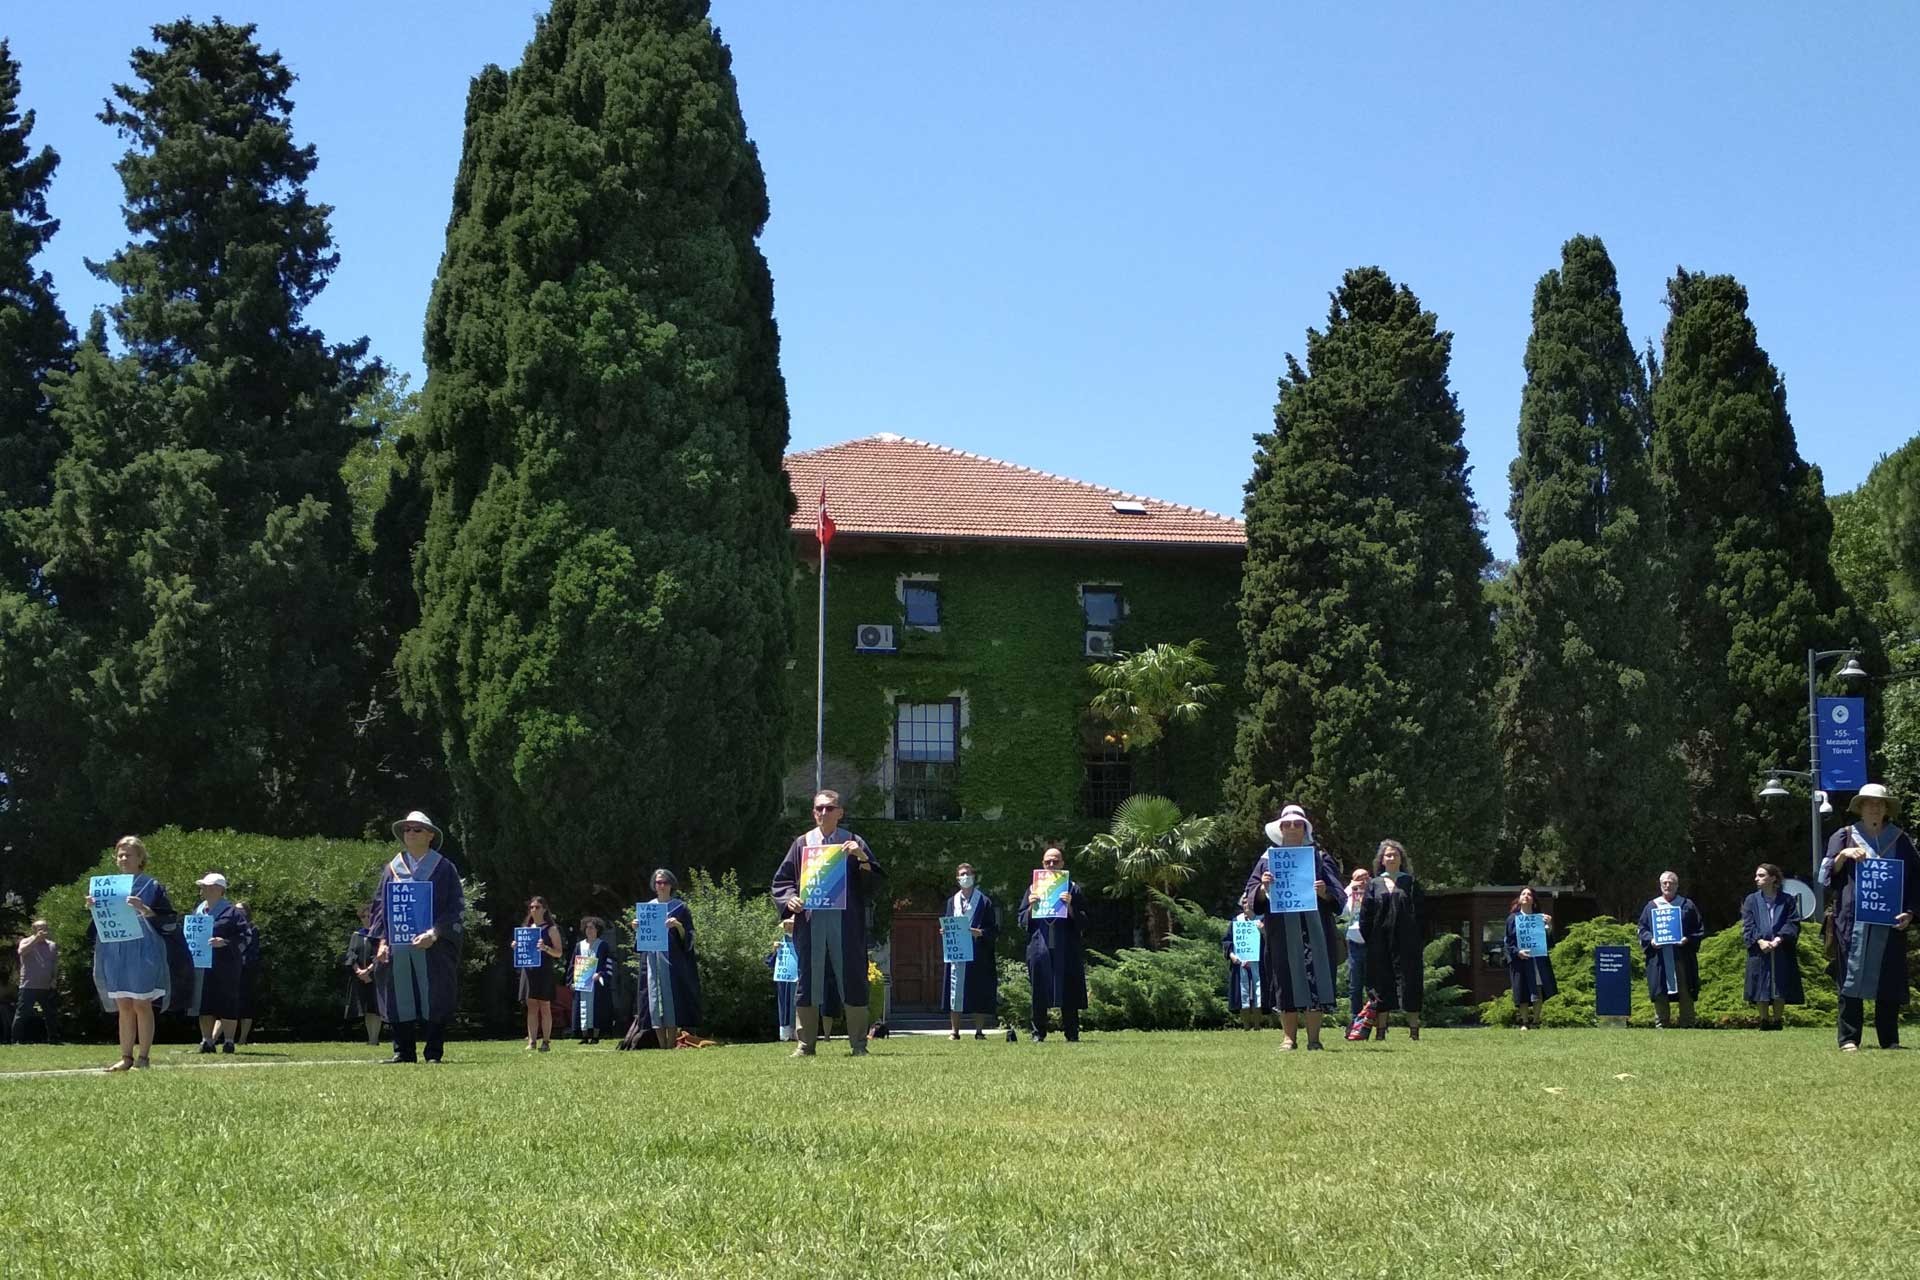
[1856,857,1906,927]
[634,902,669,953]
[772,938,800,983]
[1513,913,1549,957]
[1817,697,1868,791]
[88,874,142,944]
[941,914,974,963]
[384,880,432,946]
[1595,945,1632,1017]
[183,914,215,969]
[1651,902,1684,947]
[1266,847,1318,914]
[1232,918,1263,962]
[512,926,542,969]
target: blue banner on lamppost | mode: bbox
[1817,697,1867,791]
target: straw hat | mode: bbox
[1849,783,1900,819]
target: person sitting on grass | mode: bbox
[1741,863,1803,1032]
[1504,887,1556,1032]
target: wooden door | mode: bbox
[889,913,943,1011]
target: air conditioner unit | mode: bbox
[1084,629,1115,658]
[854,624,897,653]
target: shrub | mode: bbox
[679,870,781,1041]
[1421,933,1476,1027]
[1478,915,1838,1029]
[32,828,493,1038]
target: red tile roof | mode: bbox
[784,435,1245,548]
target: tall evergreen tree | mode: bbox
[0,20,372,889]
[1651,268,1873,899]
[1229,267,1500,881]
[0,39,73,584]
[1495,236,1684,911]
[399,0,795,896]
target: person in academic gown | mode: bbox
[572,917,616,1045]
[1821,783,1920,1051]
[765,928,799,1041]
[1503,887,1557,1031]
[772,790,884,1056]
[1021,842,1089,1041]
[1241,804,1344,1050]
[1741,862,1803,1030]
[940,862,1000,1039]
[1225,905,1268,1030]
[1637,870,1705,1028]
[233,900,261,1044]
[371,810,465,1064]
[188,873,249,1053]
[634,869,702,1049]
[344,901,383,1046]
[1358,839,1425,1042]
[87,835,183,1072]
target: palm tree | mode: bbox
[1086,640,1224,794]
[1084,794,1216,947]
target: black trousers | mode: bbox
[391,1019,448,1061]
[1837,996,1900,1048]
[1031,1002,1079,1041]
[11,989,59,1044]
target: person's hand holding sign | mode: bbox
[1897,911,1914,930]
[211,937,228,949]
[668,915,685,938]
[413,927,437,950]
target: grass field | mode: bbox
[1,1027,1913,1278]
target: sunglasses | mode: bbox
[813,804,839,813]
[400,825,430,833]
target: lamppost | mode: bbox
[1758,646,1868,906]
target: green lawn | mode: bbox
[1,1028,1912,1278]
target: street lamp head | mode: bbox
[1816,790,1834,816]
[1836,655,1869,682]
[1759,776,1791,800]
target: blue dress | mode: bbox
[92,874,181,1010]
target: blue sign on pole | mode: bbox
[1817,697,1868,791]
[1595,946,1632,1018]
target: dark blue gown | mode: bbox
[188,898,249,1020]
[1020,880,1088,1013]
[370,849,465,1029]
[1224,914,1267,1013]
[1504,912,1558,1004]
[1824,825,1919,1005]
[940,889,999,1015]
[1740,890,1804,1005]
[1242,849,1343,1012]
[634,898,702,1032]
[771,829,884,1010]
[1636,895,1704,999]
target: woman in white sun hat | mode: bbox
[370,811,465,1064]
[1821,783,1919,1051]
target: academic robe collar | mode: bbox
[1853,823,1903,856]
[195,897,234,921]
[390,847,443,882]
[951,889,983,919]
[807,826,851,846]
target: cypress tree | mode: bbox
[1495,236,1685,911]
[399,0,795,895]
[0,39,73,584]
[1651,268,1873,895]
[1,20,372,881]
[1229,267,1500,881]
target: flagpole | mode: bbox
[815,510,828,794]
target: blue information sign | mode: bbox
[1855,858,1906,927]
[1817,697,1868,791]
[384,880,432,946]
[512,926,542,969]
[1595,945,1632,1017]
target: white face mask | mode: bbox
[957,875,976,890]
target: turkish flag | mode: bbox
[816,485,835,550]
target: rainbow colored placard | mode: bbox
[800,843,849,910]
[571,955,596,992]
[1031,869,1070,920]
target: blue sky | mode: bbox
[7,2,1916,559]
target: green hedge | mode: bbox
[1477,916,1841,1028]
[32,828,494,1038]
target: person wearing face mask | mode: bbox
[371,810,466,1065]
[1358,839,1425,1042]
[1821,783,1919,1052]
[940,862,999,1040]
[1021,842,1088,1042]
[1241,804,1344,1051]
[1637,870,1705,1028]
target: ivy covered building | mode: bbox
[779,435,1246,1011]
